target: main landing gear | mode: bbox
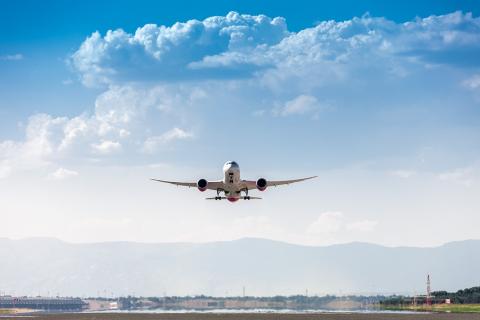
[241,188,251,200]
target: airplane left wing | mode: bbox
[243,176,317,190]
[267,176,317,187]
[151,179,224,190]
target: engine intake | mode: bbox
[256,178,267,191]
[197,179,208,192]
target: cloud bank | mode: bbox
[71,11,480,87]
[72,12,288,86]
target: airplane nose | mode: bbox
[223,161,239,172]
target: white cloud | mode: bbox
[346,220,378,232]
[91,140,122,154]
[438,167,474,186]
[71,12,288,86]
[252,109,266,117]
[49,168,79,180]
[143,128,193,153]
[78,217,133,229]
[71,11,480,87]
[0,84,201,176]
[463,74,480,90]
[231,215,282,237]
[0,160,12,179]
[307,212,378,235]
[0,114,70,178]
[0,53,23,61]
[390,170,416,179]
[307,212,344,234]
[274,95,324,117]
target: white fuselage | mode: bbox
[221,161,245,201]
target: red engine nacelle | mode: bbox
[256,178,267,191]
[197,178,208,192]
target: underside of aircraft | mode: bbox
[152,161,316,202]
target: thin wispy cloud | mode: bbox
[91,140,122,154]
[307,212,378,235]
[273,95,325,118]
[143,128,194,154]
[0,53,23,61]
[49,167,79,180]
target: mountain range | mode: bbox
[0,237,478,297]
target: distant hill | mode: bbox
[0,237,479,297]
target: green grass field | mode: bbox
[383,304,480,313]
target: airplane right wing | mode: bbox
[150,179,197,187]
[151,179,224,190]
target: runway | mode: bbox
[2,313,480,320]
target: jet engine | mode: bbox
[256,178,267,191]
[197,179,208,192]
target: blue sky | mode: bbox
[0,0,479,246]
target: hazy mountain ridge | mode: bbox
[0,238,478,297]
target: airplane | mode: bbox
[151,161,316,202]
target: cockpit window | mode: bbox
[225,161,239,167]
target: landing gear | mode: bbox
[242,188,250,200]
[216,188,227,200]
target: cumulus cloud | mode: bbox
[0,114,69,178]
[143,128,193,153]
[0,84,199,177]
[307,212,344,234]
[71,12,288,86]
[49,167,79,180]
[71,11,480,87]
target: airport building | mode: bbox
[0,296,87,311]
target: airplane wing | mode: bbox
[244,176,317,190]
[151,179,224,190]
[267,176,317,187]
